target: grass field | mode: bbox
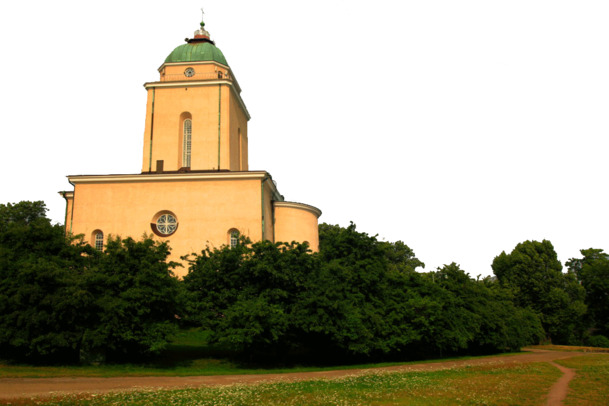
[530,344,609,354]
[13,361,564,406]
[16,355,609,405]
[2,333,608,405]
[559,355,609,405]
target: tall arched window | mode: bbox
[183,119,192,168]
[93,230,104,251]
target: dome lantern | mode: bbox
[193,9,212,41]
[164,11,228,66]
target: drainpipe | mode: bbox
[271,196,276,243]
[217,84,222,170]
[68,180,75,234]
[148,88,156,173]
[261,176,270,241]
[59,192,69,234]
[59,189,74,235]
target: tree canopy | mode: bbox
[492,240,587,344]
[0,202,180,363]
[182,223,543,363]
[567,249,609,338]
[1,200,606,365]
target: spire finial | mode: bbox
[190,7,212,42]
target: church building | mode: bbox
[60,16,321,276]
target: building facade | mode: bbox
[60,18,321,276]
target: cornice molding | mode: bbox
[144,79,230,89]
[274,201,322,218]
[158,60,230,72]
[58,191,74,199]
[68,171,271,185]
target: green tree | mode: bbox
[318,223,423,273]
[184,223,539,363]
[567,249,609,337]
[183,239,318,359]
[82,236,181,361]
[183,224,429,361]
[0,201,94,362]
[308,223,427,358]
[414,264,543,356]
[492,240,586,343]
[0,201,181,363]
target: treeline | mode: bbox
[1,201,608,364]
[182,224,543,363]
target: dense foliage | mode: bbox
[182,223,543,362]
[0,202,180,363]
[1,200,607,365]
[492,240,587,344]
[566,249,609,340]
[80,236,180,362]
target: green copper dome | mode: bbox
[165,42,229,66]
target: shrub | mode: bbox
[586,335,609,349]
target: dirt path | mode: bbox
[0,349,587,403]
[546,361,576,406]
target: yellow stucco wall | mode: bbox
[141,62,249,173]
[68,173,274,277]
[273,202,321,252]
[229,92,249,171]
[141,84,225,172]
[160,63,230,83]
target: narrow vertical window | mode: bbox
[183,119,192,168]
[94,231,104,251]
[229,229,240,248]
[238,128,242,171]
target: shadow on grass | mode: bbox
[0,329,530,378]
[150,328,524,373]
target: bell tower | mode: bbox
[141,17,249,173]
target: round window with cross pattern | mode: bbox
[151,211,178,237]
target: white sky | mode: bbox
[1,1,608,277]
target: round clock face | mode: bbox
[184,67,195,77]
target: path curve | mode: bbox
[0,349,587,403]
[546,361,576,406]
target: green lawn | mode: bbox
[560,354,609,405]
[21,361,562,406]
[4,339,609,405]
